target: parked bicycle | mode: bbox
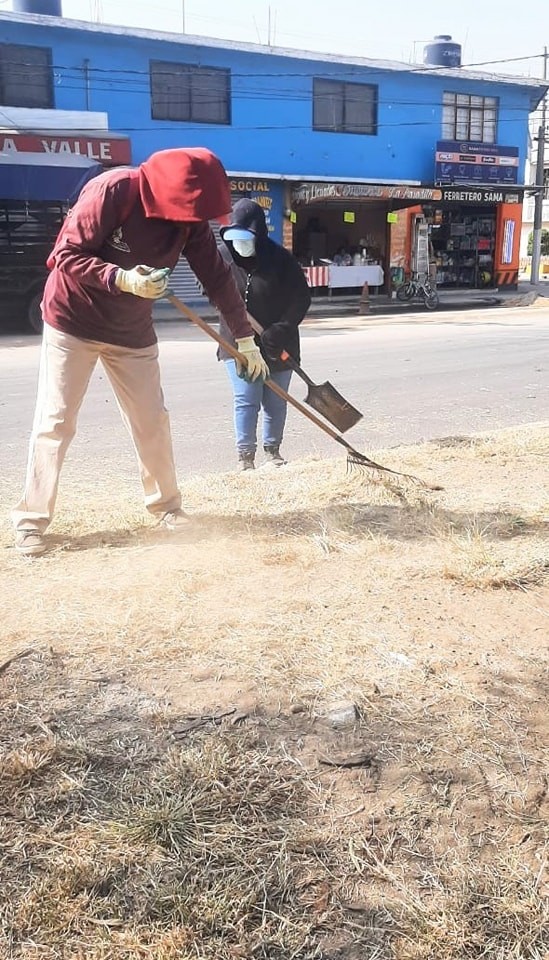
[396,273,439,310]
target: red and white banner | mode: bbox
[0,133,131,166]
[302,266,329,287]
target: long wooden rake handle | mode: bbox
[165,293,439,487]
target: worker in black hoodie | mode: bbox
[219,199,311,470]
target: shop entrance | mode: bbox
[427,205,497,288]
[293,200,388,294]
[290,182,449,296]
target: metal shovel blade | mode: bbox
[304,382,363,433]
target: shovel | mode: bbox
[245,312,362,433]
[165,292,440,490]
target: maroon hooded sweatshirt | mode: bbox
[43,148,253,348]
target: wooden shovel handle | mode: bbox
[245,311,314,386]
[247,311,290,364]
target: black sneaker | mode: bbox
[238,451,255,472]
[263,444,286,467]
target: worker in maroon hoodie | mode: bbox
[12,147,268,556]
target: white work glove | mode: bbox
[115,265,170,299]
[235,337,269,382]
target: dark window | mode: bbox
[0,43,53,108]
[442,92,498,143]
[313,78,377,135]
[150,61,230,124]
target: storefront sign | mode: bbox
[292,182,443,204]
[0,133,131,165]
[435,141,519,186]
[229,178,283,242]
[441,186,521,205]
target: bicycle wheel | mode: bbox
[397,281,414,301]
[423,289,439,310]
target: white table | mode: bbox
[328,265,384,290]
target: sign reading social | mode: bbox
[435,141,519,186]
[229,178,284,243]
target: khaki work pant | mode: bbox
[12,324,181,532]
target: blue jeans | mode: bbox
[225,360,292,454]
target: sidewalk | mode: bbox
[154,279,549,323]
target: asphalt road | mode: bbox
[1,307,548,486]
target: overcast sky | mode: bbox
[16,0,548,80]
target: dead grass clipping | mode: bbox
[0,423,548,958]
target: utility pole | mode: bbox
[90,0,102,21]
[181,0,186,33]
[531,47,548,286]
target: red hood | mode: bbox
[138,147,232,222]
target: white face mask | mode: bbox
[233,238,256,258]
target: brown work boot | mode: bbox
[263,444,286,467]
[238,451,255,472]
[15,529,47,556]
[160,509,190,530]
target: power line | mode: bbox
[1,42,547,80]
[0,115,537,132]
[0,61,543,113]
[0,74,536,122]
[0,84,534,120]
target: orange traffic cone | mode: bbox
[358,282,370,315]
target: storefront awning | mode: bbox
[0,152,103,202]
[292,182,441,204]
[292,181,532,206]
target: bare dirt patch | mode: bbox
[1,424,548,958]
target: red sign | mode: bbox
[0,133,131,166]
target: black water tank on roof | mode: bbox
[424,35,462,68]
[13,0,63,15]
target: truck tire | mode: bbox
[27,289,44,333]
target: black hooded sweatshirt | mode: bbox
[218,198,311,370]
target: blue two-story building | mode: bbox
[1,1,546,294]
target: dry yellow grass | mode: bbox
[0,424,548,958]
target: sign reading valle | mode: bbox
[0,133,131,166]
[435,141,519,186]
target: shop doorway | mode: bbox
[428,205,497,288]
[292,201,389,293]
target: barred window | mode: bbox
[313,78,378,135]
[442,92,498,143]
[150,61,231,124]
[0,43,53,108]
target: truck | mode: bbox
[0,152,102,331]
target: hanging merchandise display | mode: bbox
[428,207,496,288]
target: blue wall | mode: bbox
[0,15,540,182]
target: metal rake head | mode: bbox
[345,451,443,491]
[346,450,381,474]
